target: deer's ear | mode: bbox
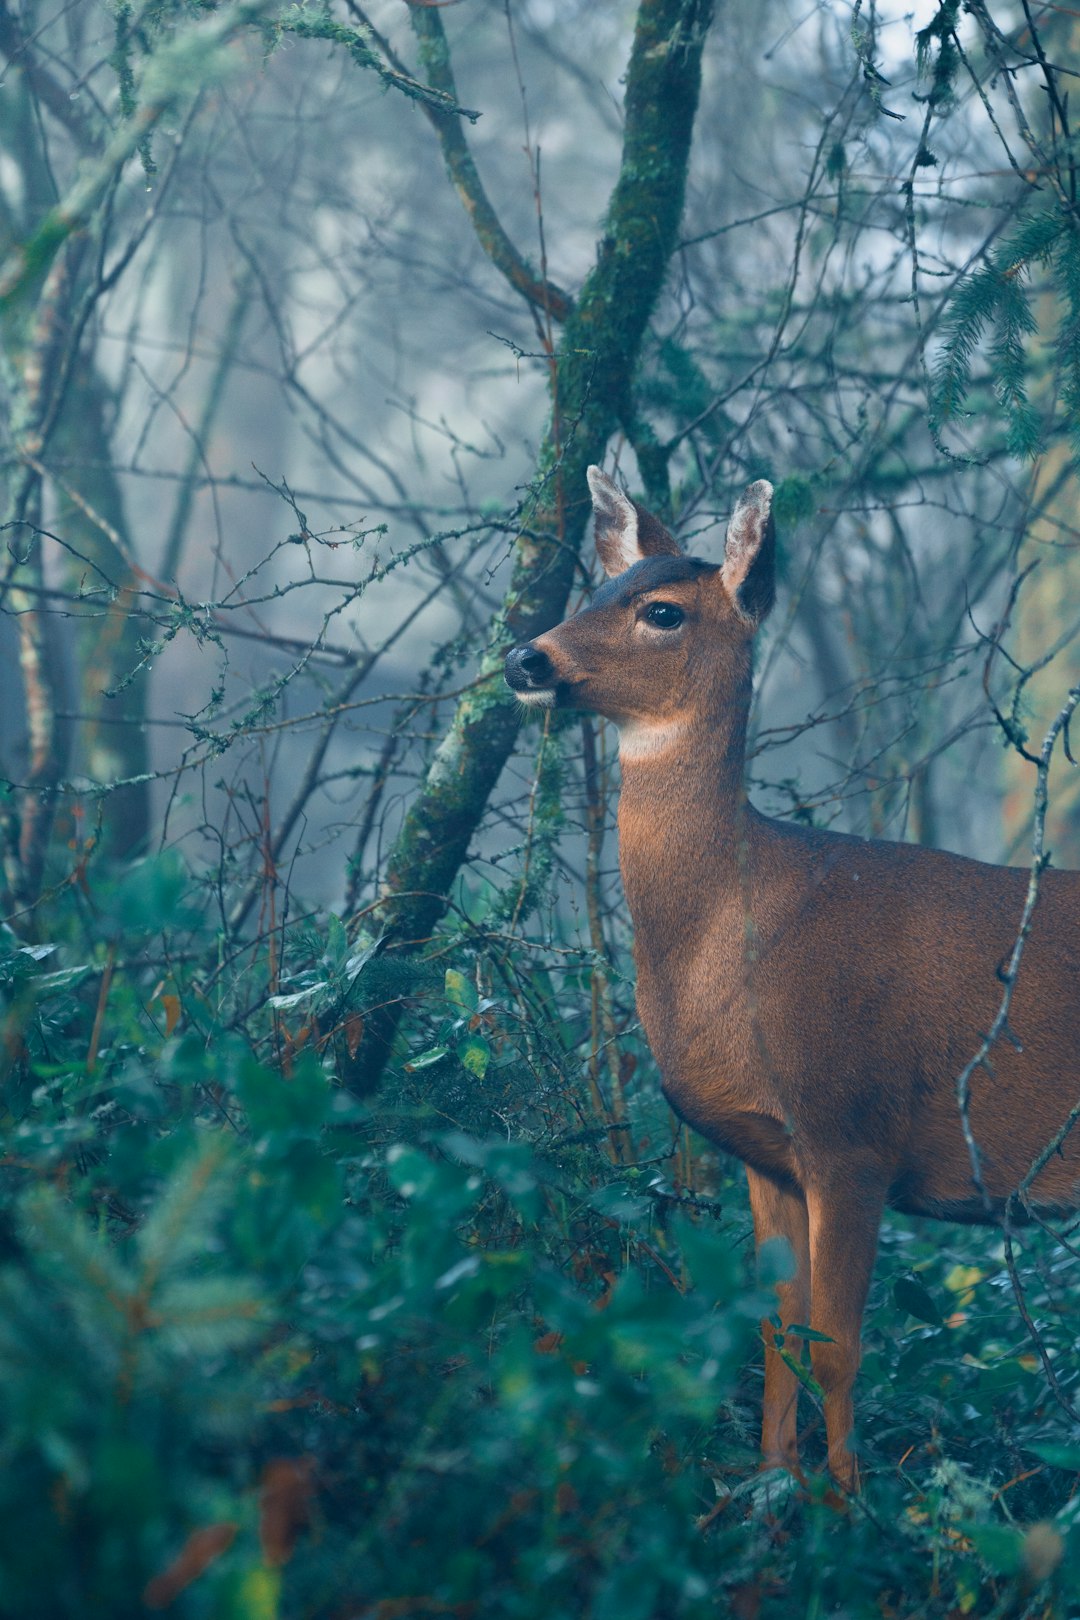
[587,466,680,578]
[723,480,775,628]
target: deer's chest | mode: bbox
[633,930,772,1109]
[636,950,800,1182]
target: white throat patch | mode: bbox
[617,718,684,762]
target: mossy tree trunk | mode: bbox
[0,43,150,893]
[53,359,151,859]
[356,0,716,1086]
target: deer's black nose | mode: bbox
[505,644,553,690]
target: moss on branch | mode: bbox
[281,10,480,123]
[407,5,572,322]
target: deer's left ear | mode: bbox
[723,480,775,628]
[587,466,680,578]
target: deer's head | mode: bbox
[504,469,776,757]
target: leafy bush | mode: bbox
[3,855,1080,1619]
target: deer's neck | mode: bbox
[615,692,753,962]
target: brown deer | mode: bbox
[504,467,1080,1490]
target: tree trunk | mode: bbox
[53,358,152,859]
[353,0,716,1088]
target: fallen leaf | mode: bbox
[345,1012,365,1058]
[259,1456,315,1568]
[143,1522,237,1608]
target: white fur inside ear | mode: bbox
[722,479,774,610]
[587,465,641,577]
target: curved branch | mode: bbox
[279,11,480,122]
[393,2,573,322]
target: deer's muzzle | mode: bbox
[504,644,554,696]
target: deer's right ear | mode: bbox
[723,480,776,628]
[587,466,680,578]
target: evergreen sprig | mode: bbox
[1055,225,1080,460]
[934,208,1067,457]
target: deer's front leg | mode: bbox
[746,1167,810,1471]
[804,1168,886,1490]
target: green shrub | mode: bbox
[3,860,1080,1619]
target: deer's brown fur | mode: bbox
[504,467,1080,1489]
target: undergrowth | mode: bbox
[2,852,1079,1620]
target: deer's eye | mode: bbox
[643,601,684,629]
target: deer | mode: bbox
[503,466,1080,1491]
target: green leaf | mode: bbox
[588,1182,651,1222]
[779,1349,824,1399]
[757,1235,797,1287]
[35,964,93,993]
[404,1045,449,1072]
[267,981,327,1010]
[325,912,348,967]
[672,1214,744,1307]
[98,849,200,937]
[964,1523,1025,1576]
[893,1272,945,1325]
[772,475,816,528]
[784,1322,835,1344]
[445,968,477,1012]
[1029,1442,1080,1470]
[456,1034,490,1079]
[385,1144,442,1199]
[344,936,382,980]
[235,1054,334,1133]
[234,1565,281,1620]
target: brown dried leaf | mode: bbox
[143,1522,237,1609]
[345,1012,365,1059]
[259,1456,315,1568]
[593,1270,616,1311]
